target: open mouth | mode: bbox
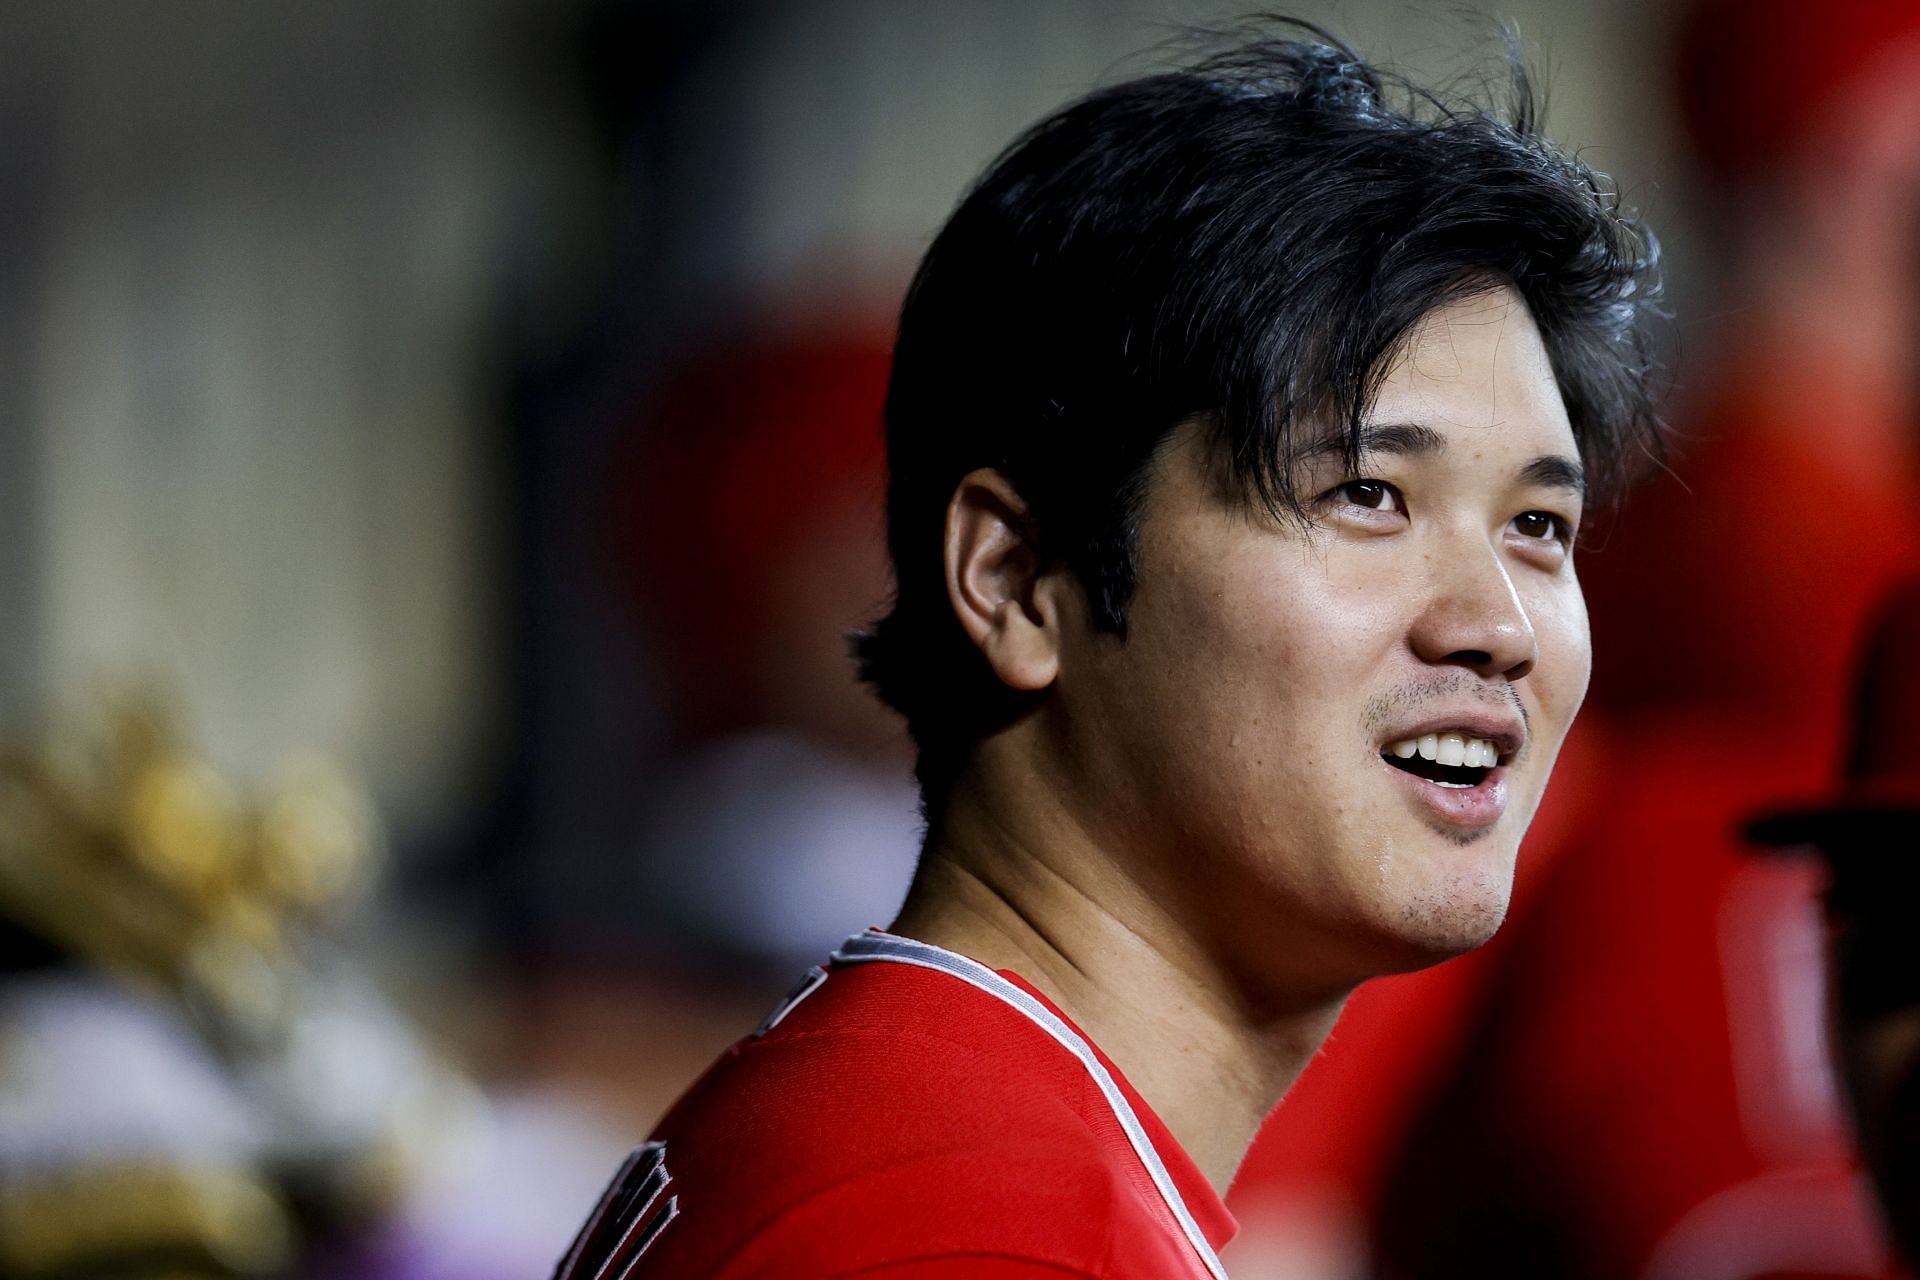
[1380,734,1502,790]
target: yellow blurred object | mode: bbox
[256,753,379,913]
[0,1162,295,1278]
[0,688,468,1276]
[0,689,382,1043]
[126,758,244,898]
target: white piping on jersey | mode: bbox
[829,930,1231,1280]
[593,1151,674,1280]
[754,964,829,1037]
[558,1141,674,1280]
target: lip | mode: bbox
[1382,756,1510,829]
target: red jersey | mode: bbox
[554,930,1237,1279]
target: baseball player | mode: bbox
[557,23,1665,1279]
[1748,577,1920,1270]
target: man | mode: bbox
[1747,577,1920,1271]
[557,26,1662,1279]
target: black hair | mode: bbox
[855,22,1665,814]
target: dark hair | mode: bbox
[855,23,1664,813]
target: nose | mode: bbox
[1409,537,1538,682]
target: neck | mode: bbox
[889,776,1349,1196]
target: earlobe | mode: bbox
[944,469,1061,693]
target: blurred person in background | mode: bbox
[1748,575,1920,1273]
[555,23,1665,1280]
[607,333,917,982]
[1370,2,1920,1276]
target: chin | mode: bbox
[1367,869,1515,973]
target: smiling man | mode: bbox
[556,27,1663,1280]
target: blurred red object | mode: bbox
[605,334,893,743]
[1583,380,1920,761]
[1679,0,1920,178]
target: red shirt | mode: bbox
[555,931,1237,1279]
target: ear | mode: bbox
[944,469,1062,693]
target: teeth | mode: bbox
[1386,734,1501,768]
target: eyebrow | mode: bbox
[1517,453,1587,500]
[1300,421,1448,460]
[1302,420,1587,499]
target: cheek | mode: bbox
[1528,579,1593,727]
[1114,540,1407,815]
[1163,537,1400,700]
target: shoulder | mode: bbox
[608,961,1143,1277]
[658,958,1109,1158]
[706,1144,1128,1277]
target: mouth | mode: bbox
[1378,732,1512,829]
[1380,732,1504,789]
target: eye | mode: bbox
[1511,510,1574,543]
[1326,479,1403,513]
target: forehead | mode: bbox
[1369,288,1574,456]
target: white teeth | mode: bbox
[1386,734,1501,769]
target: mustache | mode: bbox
[1363,675,1530,753]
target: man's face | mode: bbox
[1050,288,1589,993]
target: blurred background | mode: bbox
[0,1,1915,1277]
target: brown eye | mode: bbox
[1337,480,1401,512]
[1513,511,1569,541]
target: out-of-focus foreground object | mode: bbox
[0,691,475,1278]
[1748,577,1920,1271]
